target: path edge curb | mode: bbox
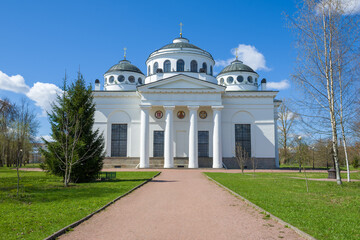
[43,171,161,240]
[204,173,316,240]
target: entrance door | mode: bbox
[176,130,187,157]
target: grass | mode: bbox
[280,163,358,171]
[204,171,360,240]
[0,168,159,240]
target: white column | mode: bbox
[188,106,199,168]
[212,106,224,168]
[164,106,175,168]
[140,105,150,168]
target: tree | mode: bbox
[42,73,105,186]
[278,100,297,164]
[0,99,38,168]
[288,0,360,185]
[235,143,248,173]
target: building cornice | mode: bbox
[223,91,278,98]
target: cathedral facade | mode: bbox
[93,36,280,169]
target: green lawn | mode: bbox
[0,168,159,240]
[204,171,360,240]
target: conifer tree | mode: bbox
[42,73,104,185]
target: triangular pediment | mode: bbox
[137,74,225,93]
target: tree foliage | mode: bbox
[41,73,105,186]
[0,98,38,167]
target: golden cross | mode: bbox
[235,47,238,60]
[180,22,183,37]
[124,47,127,59]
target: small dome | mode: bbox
[95,79,100,84]
[261,78,266,83]
[106,60,143,74]
[219,60,256,75]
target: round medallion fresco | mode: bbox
[177,111,185,119]
[154,110,163,119]
[199,111,207,119]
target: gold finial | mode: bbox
[235,47,238,60]
[179,22,183,37]
[124,47,127,60]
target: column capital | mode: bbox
[187,105,200,111]
[211,105,224,110]
[164,105,176,110]
[140,105,151,110]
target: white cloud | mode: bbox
[0,70,61,115]
[267,79,290,90]
[41,135,53,142]
[26,82,62,115]
[215,44,270,71]
[0,71,30,93]
[317,0,360,15]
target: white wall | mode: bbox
[93,90,276,160]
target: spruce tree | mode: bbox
[42,73,105,185]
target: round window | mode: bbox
[138,77,142,84]
[227,76,234,84]
[128,76,135,83]
[247,76,253,83]
[109,76,114,83]
[220,78,224,85]
[118,75,125,82]
[237,75,244,83]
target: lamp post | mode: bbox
[298,136,302,173]
[17,149,23,197]
[312,146,315,169]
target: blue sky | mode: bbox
[0,0,299,139]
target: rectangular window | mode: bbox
[198,131,209,157]
[153,131,164,157]
[235,124,251,157]
[111,124,127,157]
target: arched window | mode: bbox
[237,75,244,83]
[210,65,213,76]
[227,76,234,84]
[148,65,150,75]
[109,76,114,83]
[190,60,198,72]
[153,62,158,73]
[118,75,125,83]
[247,76,253,83]
[164,60,171,73]
[177,59,185,72]
[202,62,207,74]
[138,77,142,85]
[128,76,135,83]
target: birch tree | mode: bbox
[278,100,297,164]
[288,0,360,185]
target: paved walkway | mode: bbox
[60,170,304,240]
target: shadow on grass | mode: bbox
[151,179,177,183]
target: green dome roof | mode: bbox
[160,38,202,50]
[151,37,213,60]
[106,60,143,74]
[219,60,256,75]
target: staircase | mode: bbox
[103,157,190,169]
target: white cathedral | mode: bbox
[93,34,280,169]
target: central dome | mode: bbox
[159,37,202,51]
